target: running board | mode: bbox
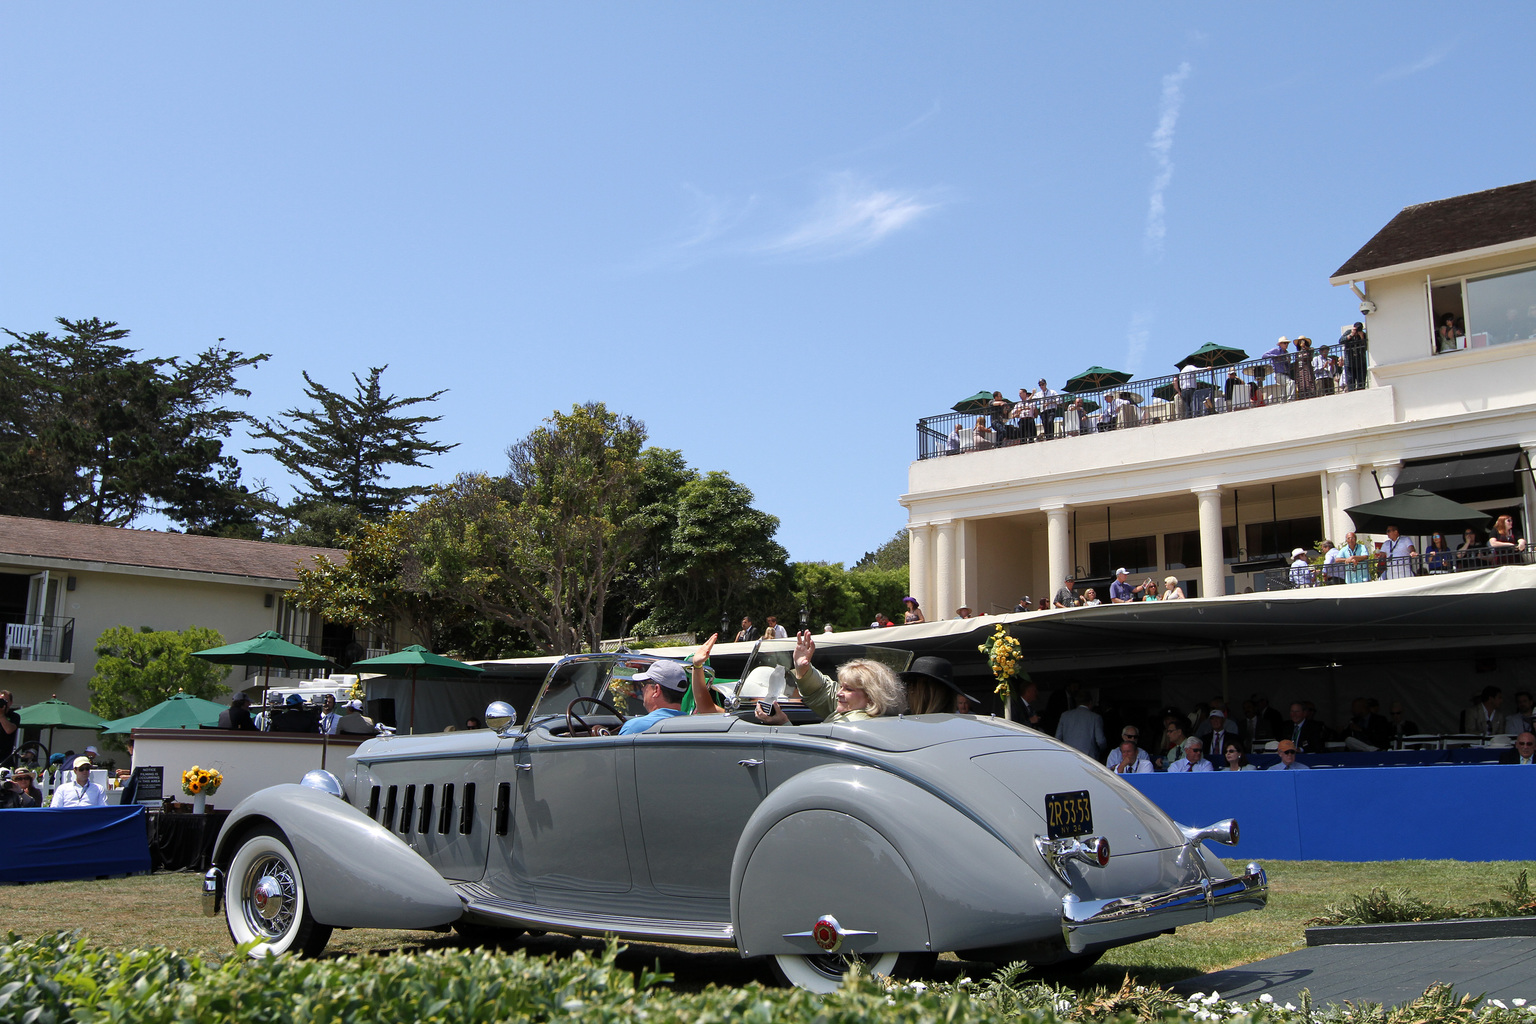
[453,883,737,947]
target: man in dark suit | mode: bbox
[1500,733,1536,765]
[1010,681,1043,729]
[1247,693,1284,742]
[1342,697,1392,751]
[1286,701,1326,753]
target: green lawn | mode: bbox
[8,860,1532,990]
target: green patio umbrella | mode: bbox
[16,697,108,759]
[1175,343,1249,369]
[351,645,484,734]
[1064,367,1133,393]
[951,390,997,414]
[192,630,335,706]
[1344,488,1494,535]
[101,691,228,734]
[1152,383,1179,402]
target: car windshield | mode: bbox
[525,654,695,728]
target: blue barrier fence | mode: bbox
[1127,766,1536,861]
[0,806,152,882]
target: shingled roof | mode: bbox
[1332,179,1536,281]
[0,515,347,582]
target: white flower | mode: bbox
[908,981,927,992]
[1490,1000,1508,1010]
[1259,994,1274,1004]
[1204,992,1221,1004]
[1285,1003,1297,1011]
[1513,998,1527,1007]
[561,1000,584,1012]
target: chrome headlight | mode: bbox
[300,769,346,800]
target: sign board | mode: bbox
[127,765,163,805]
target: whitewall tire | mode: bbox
[771,951,903,993]
[225,826,332,958]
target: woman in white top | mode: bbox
[1161,576,1186,600]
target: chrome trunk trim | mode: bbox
[453,882,736,946]
[1060,865,1267,953]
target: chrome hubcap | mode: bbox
[253,876,285,921]
[241,855,297,938]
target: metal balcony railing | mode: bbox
[916,337,1370,460]
[1,616,75,663]
[1262,547,1535,590]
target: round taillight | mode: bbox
[1095,837,1111,867]
[1228,820,1240,845]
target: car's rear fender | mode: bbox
[212,783,463,930]
[731,764,1061,957]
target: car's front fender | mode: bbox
[212,783,463,930]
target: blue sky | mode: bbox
[4,3,1534,563]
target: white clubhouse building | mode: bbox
[903,179,1536,616]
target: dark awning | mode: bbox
[1395,449,1523,494]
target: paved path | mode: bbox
[1171,937,1536,1007]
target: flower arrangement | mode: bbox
[182,765,223,796]
[978,623,1025,702]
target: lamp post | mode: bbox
[720,613,730,638]
[799,606,809,633]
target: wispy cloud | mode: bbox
[1144,61,1192,257]
[1125,309,1154,374]
[672,185,756,251]
[1374,46,1450,85]
[756,172,943,260]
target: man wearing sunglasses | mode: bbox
[50,755,107,807]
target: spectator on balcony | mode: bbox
[1110,568,1149,603]
[1504,733,1536,765]
[1066,394,1096,435]
[1340,322,1368,389]
[988,392,1015,443]
[1010,388,1039,442]
[1436,313,1460,353]
[1223,369,1243,407]
[1340,531,1371,584]
[1080,588,1102,607]
[1313,344,1338,395]
[1107,730,1153,773]
[1286,702,1326,753]
[1457,528,1487,569]
[1177,364,1206,418]
[1052,577,1078,609]
[1289,548,1314,587]
[1261,336,1294,380]
[1098,392,1128,430]
[954,607,972,619]
[1489,515,1526,562]
[1014,596,1031,613]
[901,598,925,625]
[1389,701,1419,741]
[1342,697,1392,751]
[1161,576,1186,600]
[1035,379,1064,438]
[1379,525,1416,580]
[1320,539,1344,584]
[216,692,257,731]
[1294,337,1317,398]
[1247,381,1266,407]
[1425,532,1453,573]
[946,422,965,455]
[1222,742,1257,771]
[972,416,996,451]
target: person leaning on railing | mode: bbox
[1457,528,1487,569]
[1489,515,1527,564]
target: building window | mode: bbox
[1164,527,1238,570]
[1430,263,1536,354]
[1088,536,1156,578]
[1244,517,1323,560]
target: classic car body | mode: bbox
[205,652,1267,991]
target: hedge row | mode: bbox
[2,932,1533,1024]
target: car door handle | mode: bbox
[738,759,763,767]
[515,763,533,771]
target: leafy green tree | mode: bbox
[246,366,456,530]
[787,562,910,632]
[89,626,232,736]
[0,317,267,528]
[403,404,649,654]
[853,528,910,571]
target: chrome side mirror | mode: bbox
[485,701,517,733]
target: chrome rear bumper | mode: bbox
[1061,864,1267,953]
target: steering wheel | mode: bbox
[566,696,627,737]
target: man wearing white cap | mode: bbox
[51,755,107,807]
[1109,568,1149,604]
[618,661,689,735]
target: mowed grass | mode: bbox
[6,859,1533,990]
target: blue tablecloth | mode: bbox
[0,805,152,882]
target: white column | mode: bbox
[1331,468,1361,544]
[908,524,932,619]
[934,521,956,620]
[1375,462,1401,497]
[1044,505,1070,595]
[957,519,976,612]
[1195,486,1225,600]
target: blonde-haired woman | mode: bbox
[1161,576,1186,600]
[757,631,904,724]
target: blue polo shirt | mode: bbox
[618,707,684,735]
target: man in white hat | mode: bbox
[1109,568,1149,604]
[51,755,106,807]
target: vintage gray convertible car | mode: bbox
[203,652,1267,991]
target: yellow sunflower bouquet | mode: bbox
[978,623,1025,702]
[182,765,223,796]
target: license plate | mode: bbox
[1045,790,1093,839]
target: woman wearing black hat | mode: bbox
[901,656,976,715]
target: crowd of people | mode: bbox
[938,328,1369,457]
[1286,516,1527,588]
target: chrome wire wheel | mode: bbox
[224,827,331,958]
